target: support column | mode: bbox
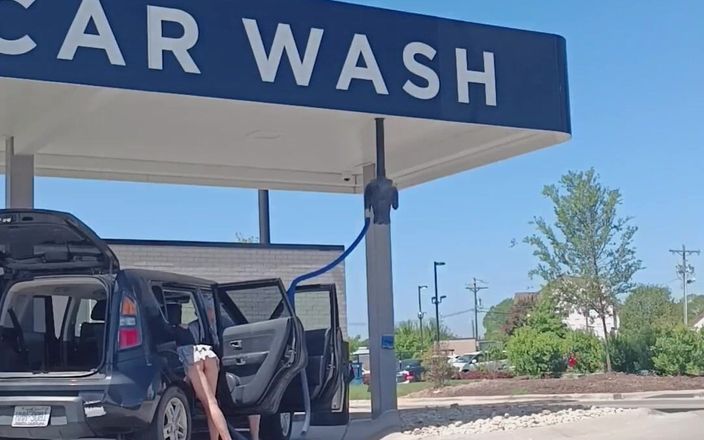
[258,189,271,244]
[363,163,398,419]
[5,137,34,209]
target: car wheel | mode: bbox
[260,412,293,440]
[135,386,191,440]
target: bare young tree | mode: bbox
[525,169,642,371]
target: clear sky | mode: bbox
[5,1,704,338]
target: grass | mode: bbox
[349,380,471,400]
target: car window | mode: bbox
[153,284,204,343]
[221,282,290,324]
[72,298,98,338]
[295,289,332,331]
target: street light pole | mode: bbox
[417,285,428,345]
[432,262,446,345]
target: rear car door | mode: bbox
[278,284,349,425]
[213,279,306,415]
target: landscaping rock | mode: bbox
[400,405,635,438]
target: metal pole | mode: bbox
[418,286,424,345]
[433,262,445,345]
[670,245,700,326]
[466,279,488,340]
[683,246,688,326]
[258,190,271,244]
[375,118,386,178]
[473,278,479,340]
[433,264,440,345]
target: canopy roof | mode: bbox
[0,0,570,193]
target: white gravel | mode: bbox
[401,405,633,438]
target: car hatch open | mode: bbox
[0,209,119,278]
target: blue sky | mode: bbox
[6,0,704,338]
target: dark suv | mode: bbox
[0,210,349,440]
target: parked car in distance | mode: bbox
[0,209,349,440]
[450,352,480,371]
[458,351,510,373]
[398,359,424,383]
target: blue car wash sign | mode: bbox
[0,0,570,133]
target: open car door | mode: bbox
[278,284,350,426]
[213,279,306,416]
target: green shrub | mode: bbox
[506,327,566,377]
[652,326,704,376]
[610,331,656,373]
[563,330,604,373]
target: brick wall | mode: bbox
[107,240,348,338]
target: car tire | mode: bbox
[260,412,293,440]
[135,386,191,440]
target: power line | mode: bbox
[441,308,474,318]
[669,244,700,326]
[466,278,488,339]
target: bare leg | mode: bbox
[187,362,232,440]
[203,358,225,440]
[248,415,261,440]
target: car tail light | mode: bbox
[118,296,142,350]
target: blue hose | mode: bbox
[286,216,371,437]
[286,217,371,304]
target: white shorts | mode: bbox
[177,344,218,368]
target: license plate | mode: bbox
[12,406,51,428]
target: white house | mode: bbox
[563,308,618,339]
[694,314,704,330]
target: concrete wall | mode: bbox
[441,338,478,356]
[107,240,348,338]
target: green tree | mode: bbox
[525,292,568,337]
[394,320,455,360]
[483,298,513,341]
[621,285,678,333]
[395,321,426,360]
[503,295,538,336]
[525,169,643,372]
[347,335,367,359]
[616,285,678,372]
[234,233,259,243]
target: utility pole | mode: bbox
[466,278,488,340]
[669,244,700,326]
[417,285,428,347]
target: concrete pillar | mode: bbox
[363,164,398,419]
[5,137,34,209]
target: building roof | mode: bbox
[693,313,704,329]
[514,291,539,301]
[0,0,570,193]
